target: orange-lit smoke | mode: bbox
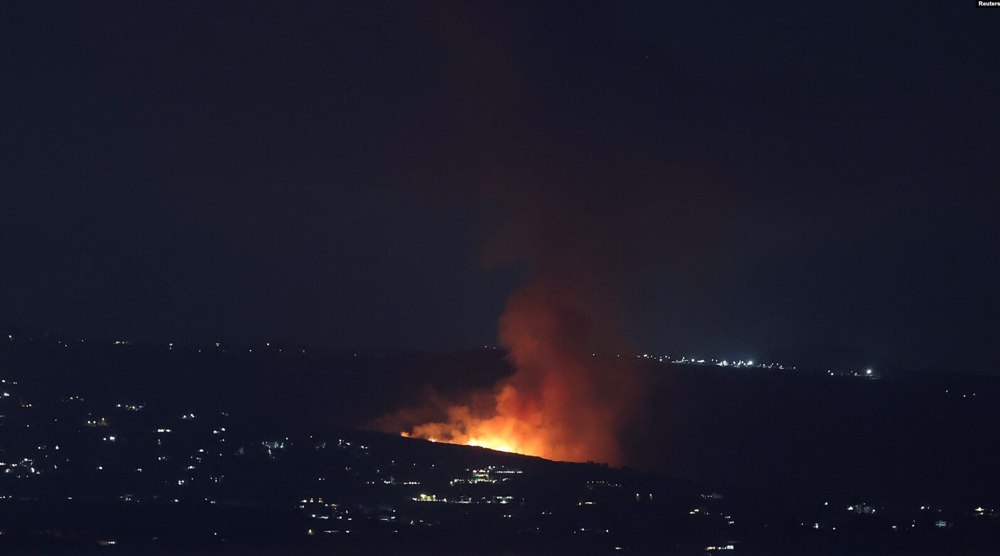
[390,162,643,465]
[403,238,638,465]
[399,269,639,464]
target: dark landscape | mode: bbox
[2,332,998,554]
[3,2,998,554]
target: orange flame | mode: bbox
[399,280,637,465]
[393,168,643,465]
[401,385,555,458]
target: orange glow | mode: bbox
[401,387,554,458]
[398,280,638,465]
[406,426,521,456]
[401,381,622,462]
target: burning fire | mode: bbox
[397,279,637,465]
[401,428,520,456]
[400,384,561,459]
[389,167,642,466]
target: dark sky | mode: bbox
[2,2,998,372]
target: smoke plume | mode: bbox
[387,162,644,466]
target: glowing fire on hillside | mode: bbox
[397,279,638,465]
[400,384,580,460]
[386,168,643,465]
[400,431,524,458]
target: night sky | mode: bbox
[3,2,998,372]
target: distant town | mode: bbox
[1,331,998,554]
